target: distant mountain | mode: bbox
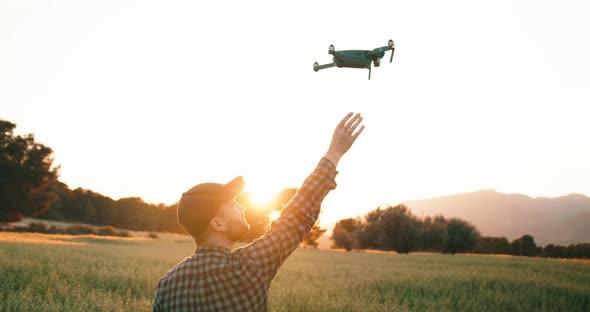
[403,190,590,245]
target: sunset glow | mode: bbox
[1,0,589,231]
[246,188,277,208]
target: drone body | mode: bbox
[314,39,395,79]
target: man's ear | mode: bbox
[209,217,225,233]
[209,200,232,233]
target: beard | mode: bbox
[227,218,250,242]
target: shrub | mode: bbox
[28,222,48,233]
[47,225,61,234]
[147,232,159,239]
[116,230,131,237]
[97,225,117,236]
[65,224,96,235]
[12,226,30,232]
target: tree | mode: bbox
[418,215,448,251]
[473,236,510,254]
[356,208,383,249]
[519,234,537,256]
[543,244,561,258]
[158,203,183,233]
[444,218,480,254]
[377,205,420,253]
[303,221,327,248]
[36,180,70,220]
[510,234,538,256]
[0,120,59,222]
[115,197,146,230]
[332,218,359,251]
[93,193,117,226]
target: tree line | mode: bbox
[332,204,479,253]
[24,181,324,244]
[2,118,587,255]
[37,181,181,233]
[0,119,181,232]
[332,204,590,259]
[0,119,324,245]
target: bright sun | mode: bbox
[248,190,276,207]
[245,184,281,222]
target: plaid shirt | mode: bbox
[152,158,338,312]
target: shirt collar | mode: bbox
[195,245,232,255]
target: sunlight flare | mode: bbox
[268,210,281,222]
[246,186,276,208]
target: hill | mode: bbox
[404,190,590,245]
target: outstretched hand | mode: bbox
[324,112,365,167]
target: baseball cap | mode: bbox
[177,176,245,237]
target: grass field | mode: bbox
[1,232,589,311]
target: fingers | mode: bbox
[337,112,354,129]
[326,112,365,162]
[352,125,365,140]
[344,113,361,129]
[336,112,365,140]
[348,116,363,133]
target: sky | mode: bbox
[2,0,589,227]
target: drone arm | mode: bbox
[371,44,395,63]
[315,63,336,71]
[372,45,392,53]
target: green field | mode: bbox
[1,233,589,312]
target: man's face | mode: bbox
[217,199,250,242]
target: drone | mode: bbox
[313,39,395,80]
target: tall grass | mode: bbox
[1,233,589,311]
[271,250,590,311]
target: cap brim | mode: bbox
[225,176,244,198]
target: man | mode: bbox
[152,112,365,311]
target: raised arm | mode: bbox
[235,113,365,283]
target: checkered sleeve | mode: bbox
[234,158,338,282]
[152,281,162,312]
[234,157,338,283]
